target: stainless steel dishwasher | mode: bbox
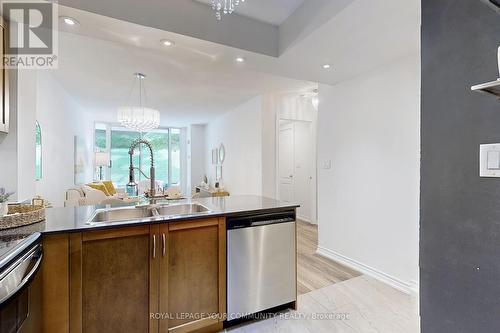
[227,210,296,321]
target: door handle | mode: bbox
[162,233,166,257]
[152,234,156,259]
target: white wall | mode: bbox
[1,70,93,206]
[17,71,37,201]
[261,95,277,198]
[33,71,93,207]
[317,54,420,293]
[0,70,18,201]
[203,92,317,202]
[205,96,262,196]
[189,124,206,193]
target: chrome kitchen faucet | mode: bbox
[127,139,156,199]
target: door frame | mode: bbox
[277,120,295,204]
[275,115,318,224]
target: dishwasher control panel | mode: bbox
[226,210,296,229]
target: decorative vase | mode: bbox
[0,202,8,217]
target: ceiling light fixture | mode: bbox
[322,64,331,69]
[60,16,79,26]
[211,0,246,20]
[161,39,175,47]
[235,57,245,63]
[117,73,160,132]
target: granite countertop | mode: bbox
[0,195,299,238]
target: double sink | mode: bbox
[87,203,211,225]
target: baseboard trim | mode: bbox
[316,246,418,296]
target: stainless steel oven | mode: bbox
[0,233,42,333]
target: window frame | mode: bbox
[93,122,182,187]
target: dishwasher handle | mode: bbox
[227,210,296,229]
[250,218,295,227]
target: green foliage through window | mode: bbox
[95,125,181,188]
[95,129,106,151]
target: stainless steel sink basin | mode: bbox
[89,207,154,224]
[87,203,211,225]
[156,203,210,216]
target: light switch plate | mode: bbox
[323,160,332,170]
[487,151,500,170]
[480,143,500,177]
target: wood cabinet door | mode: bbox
[159,218,226,333]
[42,234,70,333]
[70,225,159,333]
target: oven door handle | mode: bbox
[0,246,43,305]
[19,252,43,287]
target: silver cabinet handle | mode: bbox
[162,233,166,257]
[152,234,156,259]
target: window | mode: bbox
[110,128,141,186]
[35,121,42,180]
[170,128,181,185]
[94,126,106,151]
[142,130,169,185]
[95,124,182,188]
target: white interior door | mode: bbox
[293,121,312,221]
[279,121,294,203]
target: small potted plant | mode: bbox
[0,188,13,217]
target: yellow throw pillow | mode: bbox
[86,183,110,196]
[102,181,117,196]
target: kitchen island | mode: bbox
[0,195,298,333]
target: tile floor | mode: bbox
[225,275,420,333]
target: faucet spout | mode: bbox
[128,139,156,199]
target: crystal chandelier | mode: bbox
[118,73,160,132]
[211,0,245,20]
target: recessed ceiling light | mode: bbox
[161,39,175,47]
[322,64,331,69]
[60,16,79,26]
[235,57,245,63]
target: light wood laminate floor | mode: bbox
[225,275,420,333]
[297,220,360,295]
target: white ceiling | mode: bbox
[52,0,420,126]
[251,0,421,85]
[54,8,315,126]
[194,0,305,25]
[58,0,420,86]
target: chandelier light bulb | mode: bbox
[211,0,246,20]
[117,73,160,132]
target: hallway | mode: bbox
[297,221,360,295]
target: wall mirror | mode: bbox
[218,143,226,164]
